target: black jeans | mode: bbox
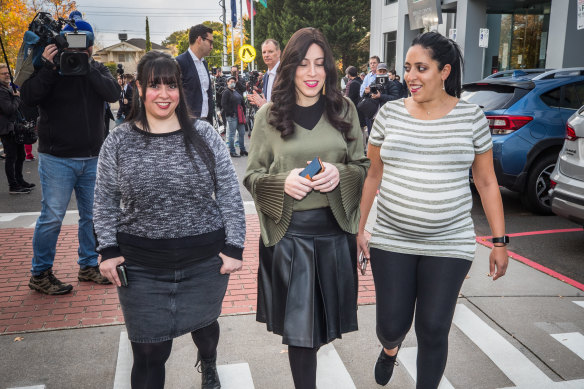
[1,133,25,188]
[370,248,472,389]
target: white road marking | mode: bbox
[551,332,584,360]
[216,363,255,389]
[573,301,584,310]
[452,304,554,387]
[6,386,46,389]
[316,343,356,389]
[498,379,584,389]
[398,347,455,389]
[113,332,132,389]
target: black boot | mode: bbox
[195,351,221,389]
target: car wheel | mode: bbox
[521,153,557,215]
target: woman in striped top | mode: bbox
[357,32,509,388]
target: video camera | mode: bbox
[28,12,91,76]
[369,74,389,95]
[246,70,259,94]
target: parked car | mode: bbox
[484,68,551,80]
[549,105,584,226]
[462,68,584,214]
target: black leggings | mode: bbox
[288,345,319,389]
[370,249,471,389]
[129,320,220,389]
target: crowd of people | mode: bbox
[0,10,511,389]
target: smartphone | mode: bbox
[299,157,324,180]
[116,264,128,287]
[358,243,369,276]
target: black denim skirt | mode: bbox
[257,207,358,348]
[117,248,229,343]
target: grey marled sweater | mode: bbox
[93,121,246,260]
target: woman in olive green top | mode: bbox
[244,28,369,389]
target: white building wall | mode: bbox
[370,1,399,63]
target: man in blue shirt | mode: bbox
[360,55,380,97]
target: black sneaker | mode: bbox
[78,266,112,285]
[240,150,248,156]
[28,269,73,295]
[19,181,36,189]
[195,351,221,389]
[230,152,240,158]
[9,186,31,195]
[374,344,401,386]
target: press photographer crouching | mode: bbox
[21,11,120,295]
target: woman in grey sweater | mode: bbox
[94,51,245,389]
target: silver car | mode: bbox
[549,105,584,226]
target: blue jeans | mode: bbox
[31,153,99,275]
[226,116,246,154]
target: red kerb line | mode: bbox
[476,236,584,291]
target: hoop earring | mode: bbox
[322,83,326,95]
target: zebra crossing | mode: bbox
[100,302,584,389]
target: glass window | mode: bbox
[461,89,514,111]
[574,83,584,108]
[562,84,583,110]
[540,87,561,108]
[384,31,397,71]
[118,53,126,62]
[385,0,397,4]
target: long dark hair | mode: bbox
[126,51,216,182]
[269,27,352,139]
[411,31,464,97]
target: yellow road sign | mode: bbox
[238,44,256,63]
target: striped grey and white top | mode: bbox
[368,99,492,261]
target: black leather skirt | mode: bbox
[257,207,358,348]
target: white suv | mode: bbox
[549,105,584,226]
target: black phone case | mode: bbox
[299,157,323,180]
[116,265,128,287]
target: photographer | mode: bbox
[368,63,401,107]
[21,11,120,295]
[230,65,246,94]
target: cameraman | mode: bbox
[230,65,246,94]
[368,63,401,107]
[21,13,120,295]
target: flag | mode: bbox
[246,0,257,17]
[231,0,237,26]
[259,0,267,7]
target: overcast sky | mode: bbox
[74,0,248,48]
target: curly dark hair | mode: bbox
[268,27,352,139]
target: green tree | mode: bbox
[145,17,152,52]
[164,21,229,69]
[246,0,370,73]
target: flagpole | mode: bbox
[251,0,255,71]
[231,24,235,66]
[221,0,227,67]
[239,0,244,71]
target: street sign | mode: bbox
[238,45,256,63]
[479,28,489,48]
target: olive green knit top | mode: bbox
[244,100,370,247]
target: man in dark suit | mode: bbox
[176,24,215,123]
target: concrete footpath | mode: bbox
[0,203,583,389]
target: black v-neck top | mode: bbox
[293,96,325,130]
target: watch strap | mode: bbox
[491,235,509,245]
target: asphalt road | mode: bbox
[2,133,582,284]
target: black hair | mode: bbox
[189,24,213,45]
[126,51,216,183]
[269,27,353,139]
[411,31,464,97]
[389,69,397,76]
[347,66,358,77]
